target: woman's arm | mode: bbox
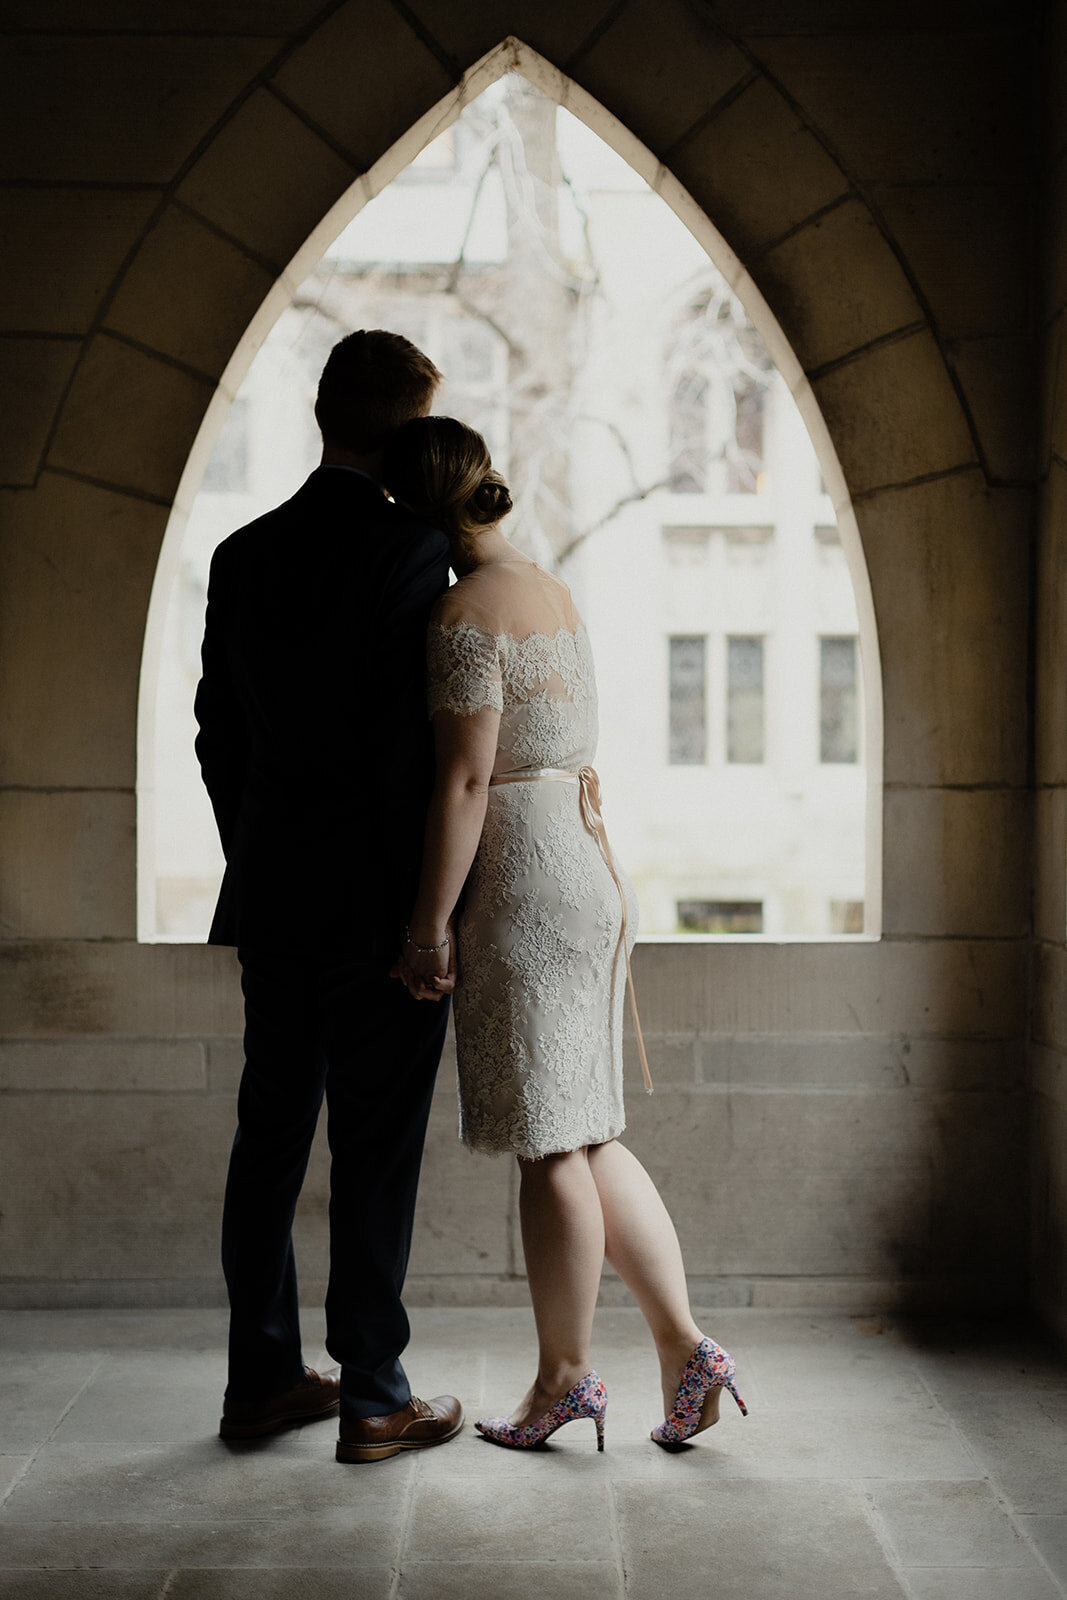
[397,702,501,999]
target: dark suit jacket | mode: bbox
[194,466,451,954]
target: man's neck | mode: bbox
[320,444,383,483]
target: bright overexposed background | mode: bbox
[148,75,866,942]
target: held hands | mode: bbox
[391,920,457,1002]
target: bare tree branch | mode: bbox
[445,144,501,294]
[453,291,523,361]
[557,477,673,565]
[574,414,644,494]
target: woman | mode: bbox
[382,416,746,1451]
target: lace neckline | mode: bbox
[432,618,588,649]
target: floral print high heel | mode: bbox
[652,1336,748,1446]
[475,1371,607,1451]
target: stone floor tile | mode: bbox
[607,1403,973,1482]
[744,1339,921,1409]
[52,1351,229,1444]
[754,1402,975,1480]
[0,1311,229,1353]
[616,1479,906,1599]
[409,1306,529,1342]
[1016,1515,1067,1586]
[0,1353,103,1450]
[405,1474,615,1561]
[935,1397,1067,1513]
[0,1517,398,1570]
[867,1479,1037,1567]
[0,1459,30,1503]
[737,1312,907,1351]
[166,1571,393,1599]
[0,1577,168,1599]
[2,1440,411,1540]
[895,1321,1067,1396]
[902,1569,1061,1600]
[397,1561,622,1599]
[1,1308,1065,1599]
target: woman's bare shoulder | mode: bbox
[430,575,502,635]
[432,560,582,639]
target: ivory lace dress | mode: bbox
[427,561,639,1160]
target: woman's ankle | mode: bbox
[536,1359,589,1396]
[654,1326,704,1368]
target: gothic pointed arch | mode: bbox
[136,36,885,940]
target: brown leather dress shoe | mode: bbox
[336,1395,463,1462]
[220,1365,341,1439]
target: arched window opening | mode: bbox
[140,59,878,943]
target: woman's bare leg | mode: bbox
[508,1147,605,1426]
[586,1139,705,1417]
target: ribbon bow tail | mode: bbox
[578,767,653,1095]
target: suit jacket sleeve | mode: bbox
[193,540,247,856]
[376,520,451,638]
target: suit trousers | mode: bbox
[222,945,450,1421]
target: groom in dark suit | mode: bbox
[195,330,462,1462]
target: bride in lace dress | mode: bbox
[382,417,746,1450]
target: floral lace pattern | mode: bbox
[427,620,504,717]
[428,613,633,1159]
[535,805,599,910]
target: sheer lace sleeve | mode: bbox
[427,619,504,718]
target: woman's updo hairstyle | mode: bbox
[382,415,513,550]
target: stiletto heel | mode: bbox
[475,1372,608,1451]
[652,1337,748,1447]
[725,1379,747,1416]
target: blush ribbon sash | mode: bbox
[487,764,653,1095]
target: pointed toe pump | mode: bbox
[652,1337,748,1447]
[475,1372,607,1451]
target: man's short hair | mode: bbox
[314,329,443,454]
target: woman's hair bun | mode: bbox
[471,472,513,524]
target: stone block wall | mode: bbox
[0,0,1043,1315]
[0,938,1029,1309]
[1033,0,1067,1346]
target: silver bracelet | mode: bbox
[404,926,450,954]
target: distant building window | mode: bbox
[202,398,249,493]
[727,636,764,763]
[814,524,840,545]
[820,636,859,763]
[668,635,707,764]
[678,900,763,933]
[722,524,773,546]
[726,372,765,493]
[830,899,864,934]
[662,525,712,563]
[667,370,708,493]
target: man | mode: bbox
[194,329,462,1463]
